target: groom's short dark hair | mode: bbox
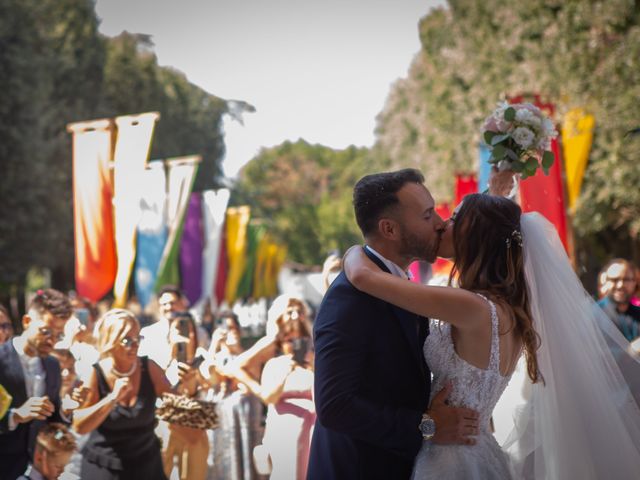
[353,168,425,236]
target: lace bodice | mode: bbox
[424,294,512,434]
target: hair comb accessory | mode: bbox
[506,229,523,248]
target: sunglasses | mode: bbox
[38,327,64,342]
[120,336,144,348]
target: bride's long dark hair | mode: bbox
[450,193,542,383]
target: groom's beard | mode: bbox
[398,226,440,263]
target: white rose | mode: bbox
[516,109,542,129]
[512,127,535,149]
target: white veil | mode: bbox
[503,212,640,479]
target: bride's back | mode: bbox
[451,298,522,378]
[449,193,542,386]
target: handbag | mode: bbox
[156,392,218,430]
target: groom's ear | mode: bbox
[377,218,398,240]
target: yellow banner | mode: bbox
[562,108,595,212]
[112,112,159,307]
[224,206,251,305]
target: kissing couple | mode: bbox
[307,168,640,479]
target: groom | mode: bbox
[308,169,480,480]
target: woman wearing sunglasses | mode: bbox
[72,309,197,480]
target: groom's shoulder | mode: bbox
[318,271,385,313]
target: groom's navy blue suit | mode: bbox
[308,249,431,480]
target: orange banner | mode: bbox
[68,119,117,301]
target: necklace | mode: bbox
[112,359,138,377]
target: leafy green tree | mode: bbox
[0,0,105,310]
[233,141,372,264]
[0,3,230,314]
[375,0,640,274]
[102,32,228,192]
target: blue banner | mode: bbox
[478,143,492,193]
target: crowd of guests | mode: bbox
[0,287,316,480]
[1,254,639,480]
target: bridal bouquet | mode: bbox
[482,102,558,179]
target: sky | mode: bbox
[95,0,446,177]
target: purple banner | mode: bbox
[179,193,204,305]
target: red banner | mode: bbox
[519,139,569,252]
[455,173,478,207]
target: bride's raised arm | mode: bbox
[343,246,488,330]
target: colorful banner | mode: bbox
[236,223,266,299]
[262,243,287,298]
[562,108,595,212]
[179,193,204,306]
[155,158,200,292]
[134,161,168,308]
[224,206,251,305]
[68,119,117,302]
[197,189,230,309]
[455,173,478,207]
[519,138,569,251]
[112,112,159,307]
[478,144,492,193]
[253,233,275,298]
[214,227,228,306]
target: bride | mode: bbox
[343,192,640,479]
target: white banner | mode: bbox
[112,112,159,307]
[195,189,230,309]
[154,157,200,287]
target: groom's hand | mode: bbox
[428,382,479,445]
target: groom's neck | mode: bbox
[365,238,411,271]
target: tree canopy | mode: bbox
[376,0,640,271]
[233,140,374,265]
[0,0,229,302]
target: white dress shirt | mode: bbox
[364,245,410,280]
[8,337,46,431]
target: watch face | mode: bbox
[420,418,435,437]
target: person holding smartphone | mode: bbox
[137,285,209,480]
[222,295,316,480]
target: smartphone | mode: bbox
[75,308,89,326]
[190,355,205,369]
[291,337,309,366]
[172,313,192,363]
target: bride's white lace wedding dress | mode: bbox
[412,213,640,479]
[412,294,513,479]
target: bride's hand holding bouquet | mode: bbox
[483,101,558,180]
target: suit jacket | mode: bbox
[308,249,430,480]
[0,341,64,480]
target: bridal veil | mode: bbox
[503,212,640,479]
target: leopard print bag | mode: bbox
[156,392,219,430]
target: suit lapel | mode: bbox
[363,247,426,370]
[0,342,28,407]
